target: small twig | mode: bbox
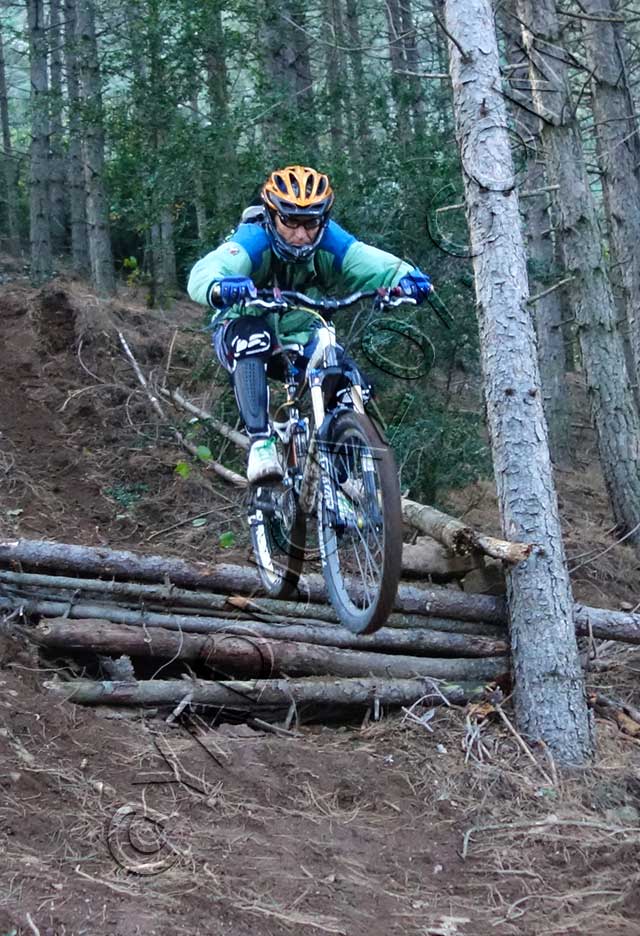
[146,507,224,542]
[433,10,469,63]
[527,276,575,305]
[494,702,554,786]
[26,914,41,936]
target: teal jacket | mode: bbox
[187,219,414,345]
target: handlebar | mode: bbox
[246,287,416,314]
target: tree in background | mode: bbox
[516,0,640,544]
[26,0,52,284]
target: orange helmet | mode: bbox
[262,165,334,216]
[261,166,334,262]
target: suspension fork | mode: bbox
[298,370,326,514]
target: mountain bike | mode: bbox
[246,287,416,636]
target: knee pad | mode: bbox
[225,317,273,365]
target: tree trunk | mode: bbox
[0,26,21,256]
[32,619,507,680]
[516,0,640,543]
[323,0,345,162]
[75,0,115,296]
[26,0,52,284]
[499,5,570,461]
[384,0,410,147]
[344,0,371,167]
[399,0,427,140]
[48,0,66,255]
[261,0,317,157]
[444,0,593,763]
[45,675,486,708]
[581,0,640,395]
[63,0,90,276]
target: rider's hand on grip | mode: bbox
[210,276,257,308]
[398,268,432,304]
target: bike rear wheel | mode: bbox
[249,483,307,599]
[318,411,402,635]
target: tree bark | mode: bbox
[516,0,640,542]
[444,0,593,763]
[63,0,90,276]
[26,0,52,284]
[32,619,508,680]
[75,0,115,296]
[0,26,21,256]
[45,675,487,708]
[581,0,640,395]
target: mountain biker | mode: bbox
[187,165,433,485]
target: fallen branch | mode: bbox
[401,536,478,580]
[44,675,488,708]
[158,387,249,450]
[402,497,533,564]
[32,619,508,681]
[118,332,246,488]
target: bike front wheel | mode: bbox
[318,411,402,635]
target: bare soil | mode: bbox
[0,269,639,936]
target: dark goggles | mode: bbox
[277,213,323,231]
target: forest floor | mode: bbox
[0,261,639,936]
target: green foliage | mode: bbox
[104,482,150,510]
[218,531,235,548]
[388,399,493,506]
[174,461,191,479]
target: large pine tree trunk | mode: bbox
[581,0,640,394]
[499,7,570,462]
[444,0,593,764]
[516,0,640,543]
[0,26,20,255]
[345,0,371,167]
[75,0,115,296]
[63,0,89,276]
[48,0,66,255]
[26,0,52,284]
[399,0,427,141]
[262,0,317,157]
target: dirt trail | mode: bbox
[1,272,639,935]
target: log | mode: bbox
[402,497,533,563]
[0,596,508,657]
[9,539,639,641]
[44,675,488,708]
[0,539,508,622]
[33,618,508,680]
[401,537,478,580]
[0,569,506,636]
[575,605,640,645]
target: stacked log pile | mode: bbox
[0,537,638,723]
